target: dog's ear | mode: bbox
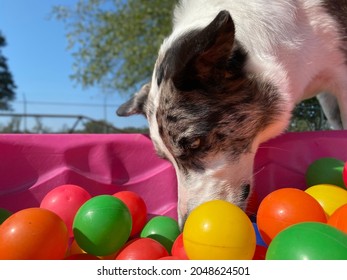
[116,83,150,117]
[171,10,236,91]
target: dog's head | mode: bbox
[117,11,289,227]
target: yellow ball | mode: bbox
[305,184,347,216]
[183,200,256,260]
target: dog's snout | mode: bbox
[241,184,250,201]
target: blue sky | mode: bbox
[0,0,148,131]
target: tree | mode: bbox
[52,0,176,94]
[53,1,329,131]
[289,98,329,131]
[0,116,21,133]
[31,117,52,133]
[80,119,122,133]
[0,32,16,110]
[76,119,149,133]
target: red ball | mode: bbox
[158,256,184,260]
[252,245,267,260]
[65,253,100,260]
[343,162,347,188]
[40,184,91,237]
[115,238,169,260]
[257,188,327,245]
[113,191,147,237]
[171,233,189,259]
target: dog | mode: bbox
[117,0,347,228]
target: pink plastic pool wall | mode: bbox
[1,131,347,220]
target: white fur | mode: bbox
[160,0,345,109]
[156,0,347,135]
[176,152,256,226]
[148,0,347,227]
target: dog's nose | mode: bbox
[241,184,250,201]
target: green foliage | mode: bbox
[0,32,16,110]
[289,98,330,132]
[52,0,176,94]
[118,126,149,134]
[73,119,149,133]
[79,119,122,133]
[0,116,149,134]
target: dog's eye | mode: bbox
[189,138,201,150]
[178,137,202,151]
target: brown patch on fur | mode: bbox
[322,0,347,38]
[133,10,286,175]
[157,11,236,92]
[155,76,285,173]
[322,0,347,58]
[152,11,287,173]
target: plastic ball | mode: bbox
[158,256,184,260]
[68,239,86,256]
[171,233,189,259]
[40,184,91,237]
[183,200,256,260]
[0,208,12,224]
[0,208,69,259]
[253,245,267,260]
[328,204,347,234]
[140,215,180,253]
[257,188,327,245]
[252,222,267,247]
[343,162,347,188]
[98,252,119,260]
[266,222,347,260]
[113,191,147,237]
[65,253,100,260]
[305,157,345,189]
[305,184,347,216]
[115,238,169,260]
[73,195,131,256]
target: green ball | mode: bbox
[140,216,180,253]
[266,222,347,260]
[73,195,132,256]
[0,208,12,224]
[305,157,346,189]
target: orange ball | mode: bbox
[257,188,327,245]
[328,204,347,234]
[0,208,69,260]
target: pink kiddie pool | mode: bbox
[1,131,347,219]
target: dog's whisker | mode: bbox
[249,166,265,181]
[257,145,291,153]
